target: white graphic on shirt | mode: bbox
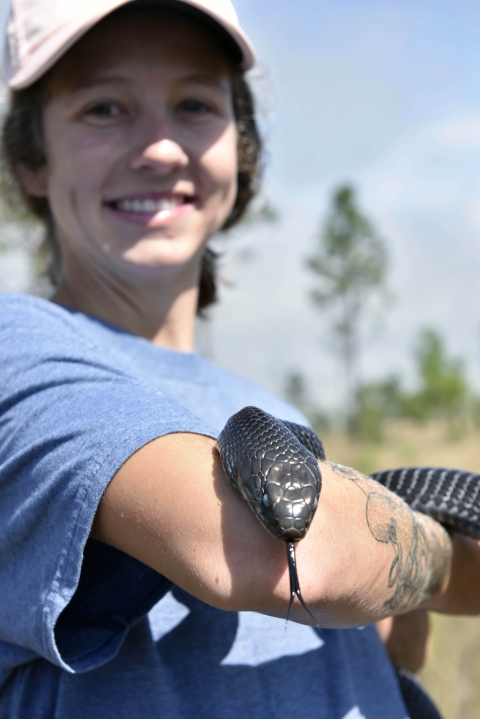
[148,591,324,666]
[148,591,190,642]
[341,708,367,719]
[221,611,324,666]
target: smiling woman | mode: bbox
[0,1,474,719]
[2,5,261,321]
[22,10,239,347]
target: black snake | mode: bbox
[218,406,480,624]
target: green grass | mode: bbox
[321,421,480,719]
[420,614,480,719]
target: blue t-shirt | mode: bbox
[0,294,408,719]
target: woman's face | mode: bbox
[29,9,238,286]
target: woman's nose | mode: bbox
[130,137,189,175]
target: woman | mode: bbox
[0,0,478,717]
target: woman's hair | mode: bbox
[0,16,263,315]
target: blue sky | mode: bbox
[2,0,480,411]
[239,0,480,186]
[210,0,480,410]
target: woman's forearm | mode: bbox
[294,461,453,625]
[425,532,480,615]
[92,433,455,627]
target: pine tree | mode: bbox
[307,185,388,426]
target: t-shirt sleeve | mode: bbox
[0,296,217,673]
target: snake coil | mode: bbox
[218,405,480,625]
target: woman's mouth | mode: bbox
[106,194,195,226]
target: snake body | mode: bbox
[218,405,480,623]
[371,467,480,539]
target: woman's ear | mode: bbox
[15,163,48,198]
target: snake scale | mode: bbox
[218,405,480,624]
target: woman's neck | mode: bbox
[52,261,200,352]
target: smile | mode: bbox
[111,196,194,213]
[105,193,196,227]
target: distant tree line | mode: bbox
[285,184,478,441]
[352,327,474,441]
[285,325,477,442]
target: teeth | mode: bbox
[116,197,186,213]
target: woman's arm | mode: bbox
[92,432,468,627]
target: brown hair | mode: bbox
[1,15,262,315]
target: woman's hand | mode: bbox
[92,433,458,627]
[377,610,432,673]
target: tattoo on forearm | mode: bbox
[326,462,452,612]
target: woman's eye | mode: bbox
[86,102,122,119]
[178,99,210,115]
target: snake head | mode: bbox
[218,406,323,542]
[238,453,321,541]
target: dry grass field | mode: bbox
[321,421,480,719]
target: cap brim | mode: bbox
[8,0,255,90]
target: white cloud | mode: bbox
[212,109,480,408]
[433,116,480,149]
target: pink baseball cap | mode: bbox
[4,0,256,91]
